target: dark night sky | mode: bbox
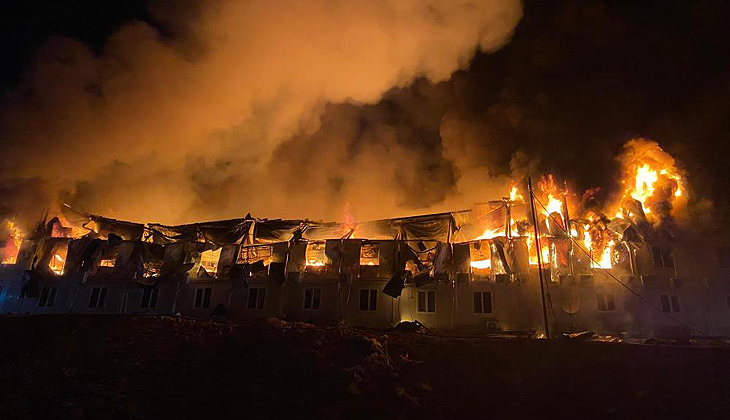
[0,0,151,95]
[1,0,729,222]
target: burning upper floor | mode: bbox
[0,138,704,283]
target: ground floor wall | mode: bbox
[3,271,730,338]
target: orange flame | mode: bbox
[1,220,23,265]
[49,252,66,275]
[509,184,524,202]
[476,226,502,240]
[618,139,685,220]
[470,259,491,269]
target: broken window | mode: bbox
[247,287,266,309]
[38,286,57,308]
[417,290,436,313]
[48,241,69,275]
[469,241,491,278]
[237,245,271,265]
[596,293,616,311]
[200,248,222,275]
[141,288,158,309]
[303,288,321,310]
[473,291,492,314]
[305,241,326,267]
[359,289,377,311]
[100,258,116,267]
[652,246,674,269]
[143,260,163,278]
[194,287,211,309]
[360,242,379,266]
[660,294,680,313]
[89,287,108,308]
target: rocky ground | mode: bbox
[2,315,730,419]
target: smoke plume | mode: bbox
[0,0,523,226]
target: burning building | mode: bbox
[0,139,728,338]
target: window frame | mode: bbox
[88,286,108,308]
[305,241,327,268]
[140,287,159,309]
[199,248,222,276]
[194,287,212,309]
[596,293,616,312]
[303,288,322,310]
[99,258,116,268]
[247,287,267,310]
[652,246,675,269]
[48,241,69,276]
[473,291,493,314]
[660,294,681,313]
[37,286,57,308]
[359,289,378,311]
[359,242,380,267]
[237,245,273,266]
[417,290,436,313]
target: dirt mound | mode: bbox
[2,315,730,419]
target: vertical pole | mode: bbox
[562,181,574,277]
[447,217,452,330]
[505,198,512,239]
[528,177,550,339]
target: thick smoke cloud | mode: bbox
[0,0,523,226]
[2,0,729,234]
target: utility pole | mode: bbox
[562,181,574,277]
[528,177,550,339]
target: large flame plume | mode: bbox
[615,139,687,222]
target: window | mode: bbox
[238,245,272,266]
[469,241,491,276]
[200,248,222,275]
[303,288,321,310]
[718,247,730,269]
[142,260,163,278]
[48,241,69,275]
[305,241,326,268]
[359,289,377,311]
[100,258,116,268]
[38,286,57,307]
[473,291,492,314]
[141,288,159,309]
[660,294,681,313]
[247,287,266,309]
[596,293,616,311]
[194,287,212,309]
[89,287,108,308]
[418,290,436,313]
[652,246,674,269]
[360,242,379,266]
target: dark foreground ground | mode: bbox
[2,316,730,419]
